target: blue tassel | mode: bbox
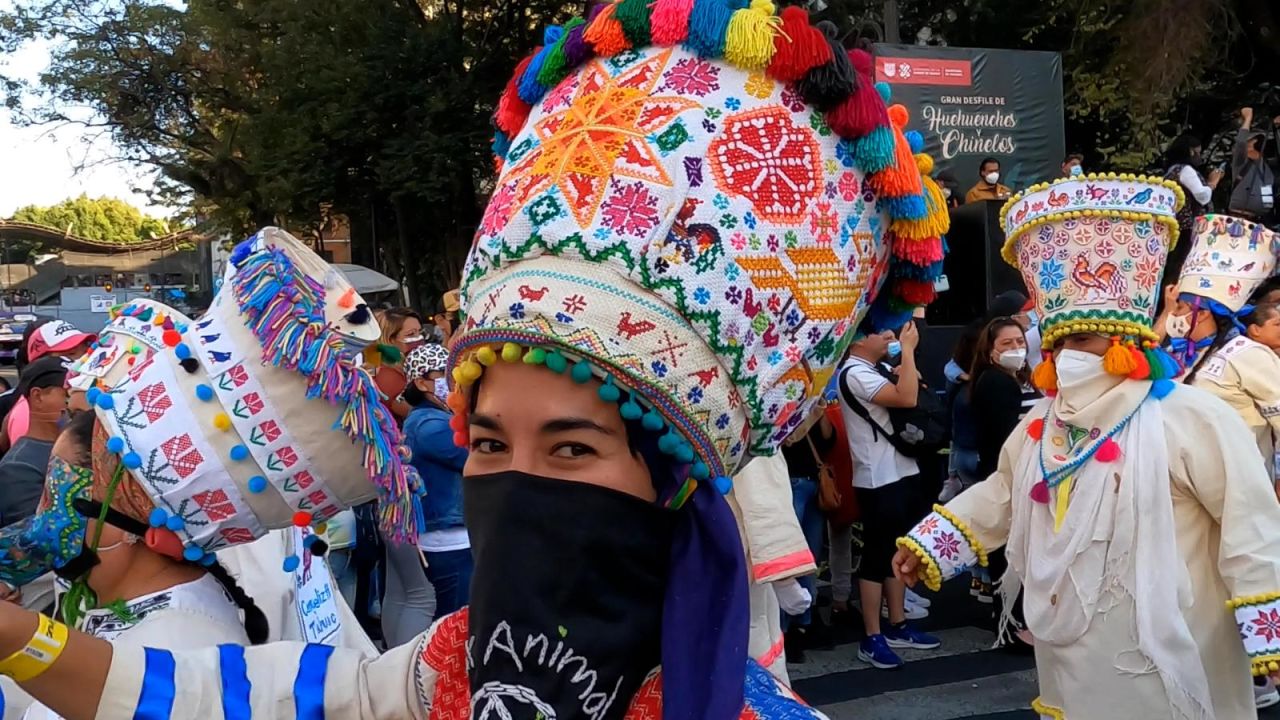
[492,131,512,160]
[685,0,741,58]
[517,27,563,104]
[853,126,896,174]
[881,193,928,221]
[1151,378,1176,400]
[905,130,924,154]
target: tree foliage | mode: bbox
[10,194,173,242]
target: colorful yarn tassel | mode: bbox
[827,49,889,138]
[1029,480,1050,504]
[890,235,944,265]
[1127,345,1151,380]
[794,22,855,111]
[852,125,896,173]
[614,0,654,47]
[880,193,927,221]
[686,0,742,58]
[1095,437,1121,463]
[868,105,926,198]
[584,3,631,57]
[1032,355,1058,392]
[893,278,936,306]
[536,17,585,88]
[562,21,593,67]
[767,6,831,82]
[651,0,695,45]
[494,52,536,136]
[1102,338,1137,376]
[724,0,779,70]
[517,28,563,104]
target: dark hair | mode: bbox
[1183,311,1235,384]
[1251,277,1280,306]
[15,318,51,372]
[978,157,1000,171]
[951,320,984,375]
[1063,153,1084,165]
[1166,134,1203,168]
[1245,303,1280,329]
[62,409,96,466]
[969,318,1030,398]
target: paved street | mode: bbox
[797,579,1280,719]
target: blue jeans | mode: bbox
[424,548,474,622]
[327,548,358,610]
[782,476,823,630]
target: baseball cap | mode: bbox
[17,355,69,399]
[27,320,94,361]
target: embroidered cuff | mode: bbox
[896,505,987,592]
[1230,592,1280,676]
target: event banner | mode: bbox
[873,44,1064,195]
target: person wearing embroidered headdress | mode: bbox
[1162,215,1280,485]
[0,1,953,717]
[893,174,1280,719]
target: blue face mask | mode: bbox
[887,340,902,359]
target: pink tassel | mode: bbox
[1029,481,1050,504]
[1095,437,1121,463]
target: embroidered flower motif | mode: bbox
[509,302,526,320]
[835,140,857,168]
[780,86,805,112]
[480,182,517,237]
[933,531,962,561]
[1254,608,1280,643]
[838,172,860,201]
[725,97,741,110]
[784,345,802,363]
[724,286,744,304]
[601,180,660,237]
[918,516,940,535]
[744,72,773,99]
[1038,257,1065,291]
[767,234,780,252]
[650,360,669,378]
[716,414,731,430]
[807,326,822,344]
[1135,256,1161,290]
[743,211,758,230]
[693,287,711,305]
[688,386,704,403]
[767,295,783,314]
[662,58,721,96]
[729,232,748,251]
[809,200,838,245]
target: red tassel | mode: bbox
[1095,437,1121,463]
[767,6,833,83]
[1127,346,1150,380]
[495,52,537,136]
[827,49,888,138]
[1027,417,1044,441]
[894,278,936,305]
[1029,481,1050,504]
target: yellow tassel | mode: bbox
[723,0,779,70]
[1102,337,1137,376]
[892,160,951,240]
[1032,354,1058,392]
[1053,477,1072,533]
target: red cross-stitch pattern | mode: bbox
[241,392,264,417]
[137,382,172,422]
[219,527,255,545]
[161,434,205,479]
[306,490,328,507]
[625,673,663,719]
[257,420,282,444]
[127,355,155,382]
[193,489,236,521]
[227,364,249,388]
[292,470,315,490]
[422,609,470,720]
[707,106,822,224]
[277,446,299,469]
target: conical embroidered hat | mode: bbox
[69,228,420,562]
[1176,214,1279,313]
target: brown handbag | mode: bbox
[807,435,842,512]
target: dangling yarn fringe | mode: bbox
[1127,345,1151,380]
[880,193,927,222]
[767,6,831,82]
[494,52,536,136]
[614,0,654,47]
[893,164,949,239]
[517,27,563,104]
[868,105,925,198]
[536,17,585,88]
[562,21,593,67]
[890,235,944,265]
[724,0,779,70]
[1032,355,1058,392]
[651,0,695,45]
[794,22,855,111]
[686,0,740,58]
[1102,338,1137,376]
[852,125,896,173]
[584,3,631,56]
[492,131,512,161]
[893,278,936,306]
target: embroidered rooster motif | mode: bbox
[1047,189,1070,208]
[616,312,656,340]
[1071,253,1126,304]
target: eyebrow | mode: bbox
[468,413,614,436]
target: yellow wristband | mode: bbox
[0,614,68,682]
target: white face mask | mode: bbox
[984,172,1000,185]
[1054,349,1106,388]
[942,187,953,199]
[996,348,1027,370]
[1165,312,1192,339]
[433,377,450,402]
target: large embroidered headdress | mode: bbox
[1001,174,1185,389]
[1176,214,1278,312]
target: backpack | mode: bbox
[838,364,949,460]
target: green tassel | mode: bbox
[614,0,653,46]
[536,17,584,87]
[377,343,402,365]
[1143,347,1165,380]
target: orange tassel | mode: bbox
[867,105,925,198]
[584,4,631,57]
[1032,355,1058,392]
[1102,337,1137,376]
[1127,345,1150,380]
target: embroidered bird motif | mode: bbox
[691,367,719,388]
[208,350,233,363]
[1125,188,1153,205]
[616,312,656,340]
[736,247,859,322]
[1071,253,1125,303]
[1047,189,1070,208]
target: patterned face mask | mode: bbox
[0,457,94,589]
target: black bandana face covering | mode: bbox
[464,471,674,720]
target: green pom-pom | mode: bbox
[620,399,643,420]
[571,360,593,384]
[523,347,547,365]
[598,378,621,403]
[545,352,568,374]
[377,343,402,364]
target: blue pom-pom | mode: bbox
[229,445,250,461]
[195,384,215,402]
[641,411,665,432]
[691,461,710,480]
[904,130,924,154]
[620,400,643,421]
[658,432,678,454]
[86,387,101,404]
[165,515,185,532]
[713,475,733,495]
[283,556,301,573]
[175,343,192,360]
[95,393,115,410]
[182,546,205,562]
[199,553,217,567]
[106,436,125,454]
[302,533,318,549]
[570,360,593,384]
[598,381,621,403]
[122,452,142,469]
[148,508,169,528]
[675,443,696,464]
[1151,378,1176,400]
[248,476,268,493]
[229,238,256,268]
[875,81,892,103]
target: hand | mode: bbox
[773,579,813,616]
[0,583,21,605]
[892,546,922,587]
[1208,168,1225,187]
[1242,107,1254,125]
[899,321,920,351]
